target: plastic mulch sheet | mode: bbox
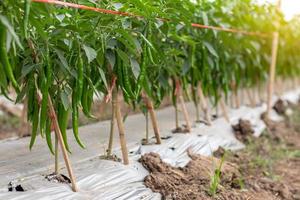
[0,89,299,200]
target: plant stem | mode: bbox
[19,98,29,137]
[54,134,59,174]
[195,100,200,122]
[145,111,149,144]
[175,103,179,129]
[107,100,116,156]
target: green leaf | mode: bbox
[105,50,116,68]
[130,58,140,79]
[116,49,129,64]
[60,90,70,110]
[83,45,97,63]
[98,68,108,90]
[55,49,69,69]
[0,15,23,50]
[204,42,218,58]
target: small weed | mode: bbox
[208,153,226,197]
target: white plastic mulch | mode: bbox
[0,89,299,200]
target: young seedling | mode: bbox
[208,152,226,197]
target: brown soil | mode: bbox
[213,147,226,158]
[45,173,71,184]
[141,107,300,200]
[139,151,248,200]
[273,99,287,115]
[99,154,122,162]
[172,127,190,134]
[232,119,254,143]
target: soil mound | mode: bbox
[273,99,287,115]
[139,151,241,199]
[232,119,254,143]
[213,147,226,158]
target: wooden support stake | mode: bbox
[246,88,256,107]
[113,89,129,165]
[234,88,240,109]
[144,96,161,144]
[219,94,230,123]
[267,0,281,117]
[179,94,192,132]
[197,83,212,125]
[47,95,78,192]
[267,32,280,117]
[231,82,240,109]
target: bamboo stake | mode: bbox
[197,83,212,125]
[240,88,245,106]
[246,88,256,107]
[267,0,281,117]
[257,83,264,103]
[267,32,279,116]
[144,96,161,144]
[230,91,234,108]
[219,94,230,123]
[231,81,240,109]
[234,88,240,109]
[113,89,129,165]
[47,95,78,192]
[194,87,201,122]
[179,94,192,132]
[252,87,258,106]
[107,100,116,156]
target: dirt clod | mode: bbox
[232,119,254,143]
[172,127,189,134]
[273,99,287,115]
[213,147,226,158]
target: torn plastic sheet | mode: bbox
[0,90,299,200]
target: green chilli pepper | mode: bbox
[72,90,86,148]
[45,118,54,155]
[0,24,20,92]
[23,0,31,39]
